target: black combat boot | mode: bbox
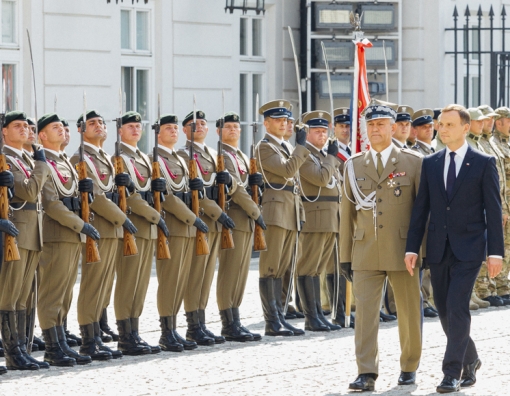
[219,309,253,342]
[171,316,197,350]
[56,325,91,365]
[130,318,161,354]
[259,278,293,337]
[25,310,41,351]
[159,317,184,352]
[296,276,329,332]
[32,335,45,351]
[79,323,111,361]
[93,322,122,359]
[198,309,225,344]
[100,308,117,342]
[116,319,151,356]
[0,338,4,357]
[232,307,261,341]
[0,311,39,371]
[273,278,305,336]
[313,276,341,330]
[326,273,354,328]
[42,327,76,367]
[185,311,214,346]
[17,310,49,369]
[63,317,81,346]
[0,365,6,374]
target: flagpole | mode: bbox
[351,42,360,155]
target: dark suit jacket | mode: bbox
[406,144,504,263]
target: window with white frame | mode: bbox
[240,16,264,58]
[122,66,150,153]
[1,0,17,46]
[121,7,150,53]
[2,64,16,112]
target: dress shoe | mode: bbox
[423,306,439,318]
[461,358,481,387]
[471,292,490,308]
[436,375,460,393]
[482,295,504,307]
[398,371,416,385]
[499,295,510,305]
[348,374,376,391]
[380,311,397,322]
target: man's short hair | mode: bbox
[441,104,471,125]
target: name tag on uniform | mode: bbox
[356,177,365,181]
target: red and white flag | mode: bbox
[351,38,372,153]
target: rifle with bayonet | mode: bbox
[0,81,20,262]
[250,93,267,251]
[217,91,234,250]
[152,94,171,260]
[113,89,138,256]
[189,95,210,256]
[77,92,101,264]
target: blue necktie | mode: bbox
[446,151,456,200]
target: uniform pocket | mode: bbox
[389,176,411,204]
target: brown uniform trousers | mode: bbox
[0,147,50,311]
[256,134,308,279]
[152,147,197,318]
[217,144,260,310]
[113,143,160,321]
[340,145,423,375]
[70,144,126,325]
[178,142,234,313]
[297,143,341,277]
[38,150,85,330]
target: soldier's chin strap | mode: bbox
[343,159,378,239]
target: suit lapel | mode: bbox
[363,151,380,183]
[434,150,448,203]
[450,145,475,201]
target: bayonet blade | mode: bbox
[193,94,197,124]
[288,26,302,124]
[321,41,335,138]
[54,94,57,113]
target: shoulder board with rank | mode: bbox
[350,151,365,160]
[401,148,423,157]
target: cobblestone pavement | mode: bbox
[1,258,509,396]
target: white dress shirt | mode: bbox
[370,143,394,168]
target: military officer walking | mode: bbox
[0,111,49,371]
[177,110,236,346]
[113,111,169,355]
[340,105,423,391]
[256,100,309,337]
[215,112,266,342]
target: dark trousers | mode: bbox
[429,240,481,379]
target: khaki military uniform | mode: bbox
[340,145,423,375]
[38,149,84,330]
[487,131,510,297]
[392,139,408,149]
[466,133,484,153]
[152,146,197,318]
[177,142,237,313]
[256,134,309,279]
[412,140,435,156]
[217,144,260,311]
[0,146,50,311]
[113,142,160,321]
[69,143,126,326]
[297,143,341,277]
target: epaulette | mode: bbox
[401,147,423,157]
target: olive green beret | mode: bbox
[77,110,103,126]
[27,117,35,126]
[160,114,178,126]
[61,119,69,127]
[2,111,27,128]
[216,111,241,127]
[182,110,206,126]
[38,113,61,132]
[121,111,142,125]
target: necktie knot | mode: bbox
[376,152,384,177]
[449,151,456,160]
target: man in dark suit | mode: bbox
[405,104,504,393]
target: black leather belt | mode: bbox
[105,192,119,206]
[264,183,299,194]
[174,191,192,207]
[139,190,155,206]
[10,202,39,211]
[301,196,339,203]
[205,186,218,201]
[61,197,81,212]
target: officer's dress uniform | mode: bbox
[256,131,309,335]
[39,147,91,365]
[297,140,342,332]
[178,141,237,344]
[0,144,50,370]
[412,140,435,156]
[70,141,125,358]
[113,142,161,354]
[217,142,260,340]
[153,144,201,351]
[340,144,423,377]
